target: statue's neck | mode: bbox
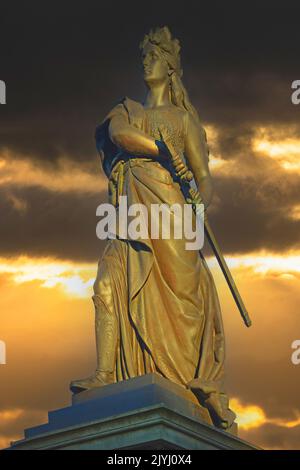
[144,80,171,109]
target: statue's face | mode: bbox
[142,44,169,85]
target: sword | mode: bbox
[161,136,252,328]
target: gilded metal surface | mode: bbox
[70,26,237,430]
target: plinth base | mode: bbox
[10,374,258,450]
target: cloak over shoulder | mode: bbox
[95,97,145,177]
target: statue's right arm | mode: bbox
[109,114,162,158]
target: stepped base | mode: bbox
[10,374,258,450]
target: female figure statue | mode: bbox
[71,26,236,430]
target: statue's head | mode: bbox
[140,26,182,87]
[139,26,201,128]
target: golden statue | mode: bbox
[70,26,240,430]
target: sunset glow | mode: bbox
[0,256,96,297]
[253,130,300,171]
[230,399,266,430]
[1,5,300,449]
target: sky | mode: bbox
[0,1,300,450]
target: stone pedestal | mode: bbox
[10,374,258,450]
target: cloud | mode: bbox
[1,167,300,261]
[1,121,300,262]
[0,274,98,426]
[0,408,24,422]
[210,251,300,277]
[239,422,300,450]
[202,123,300,255]
[230,398,267,430]
[0,184,107,261]
[214,263,300,429]
[1,1,300,450]
[5,192,28,214]
[0,253,299,449]
[1,3,299,163]
[231,398,300,432]
[0,408,47,449]
[0,256,96,298]
[230,398,300,449]
[0,151,106,193]
[253,128,300,172]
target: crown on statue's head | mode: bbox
[140,26,182,78]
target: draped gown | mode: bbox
[95,97,236,429]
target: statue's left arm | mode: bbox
[184,113,213,208]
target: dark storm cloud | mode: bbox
[0,1,300,258]
[209,169,300,254]
[0,2,299,162]
[209,124,257,160]
[1,3,300,451]
[0,185,107,261]
[0,154,300,260]
[241,423,300,450]
[188,72,300,127]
